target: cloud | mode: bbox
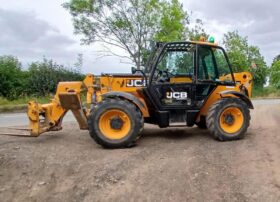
[184,0,280,64]
[0,7,132,74]
[0,8,77,66]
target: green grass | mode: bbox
[0,96,51,113]
[0,96,50,106]
[252,86,280,98]
[0,94,88,113]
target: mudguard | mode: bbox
[220,90,254,109]
[102,91,148,116]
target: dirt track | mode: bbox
[0,102,280,202]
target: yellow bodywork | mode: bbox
[219,107,244,134]
[198,72,252,119]
[27,71,252,136]
[98,109,132,140]
[28,81,87,136]
[28,74,149,136]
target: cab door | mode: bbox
[147,43,197,111]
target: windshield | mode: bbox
[152,43,195,84]
[157,50,194,75]
[198,46,234,84]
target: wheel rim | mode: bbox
[219,107,244,134]
[99,109,131,140]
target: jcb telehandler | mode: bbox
[26,39,253,148]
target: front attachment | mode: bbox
[0,127,32,137]
[28,101,42,136]
[27,81,89,137]
[27,101,65,137]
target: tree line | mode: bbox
[0,56,84,100]
[270,55,280,89]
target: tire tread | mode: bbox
[206,98,250,141]
[88,98,143,148]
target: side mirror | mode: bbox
[131,66,148,87]
[131,67,137,74]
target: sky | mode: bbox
[0,0,279,74]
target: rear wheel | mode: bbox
[88,98,143,148]
[206,98,250,141]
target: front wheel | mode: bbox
[88,98,143,148]
[206,98,250,141]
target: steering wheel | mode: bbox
[156,69,174,83]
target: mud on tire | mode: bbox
[206,98,250,141]
[88,98,143,149]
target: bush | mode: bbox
[252,86,280,98]
[270,60,280,89]
[0,55,84,100]
[0,56,26,99]
[27,59,84,96]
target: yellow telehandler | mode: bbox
[26,39,253,148]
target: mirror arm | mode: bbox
[131,66,148,86]
[135,70,148,87]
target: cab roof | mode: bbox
[190,40,219,47]
[156,41,219,49]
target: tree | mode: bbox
[188,19,209,41]
[0,56,25,99]
[63,0,189,69]
[273,54,280,62]
[223,31,249,72]
[223,31,268,87]
[154,0,188,42]
[270,59,280,89]
[74,53,83,73]
[248,46,267,88]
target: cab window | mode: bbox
[153,43,195,84]
[198,46,234,84]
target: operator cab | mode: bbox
[149,41,234,84]
[142,40,235,127]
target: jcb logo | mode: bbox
[166,92,188,100]
[126,79,146,87]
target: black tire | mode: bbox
[88,98,143,149]
[206,98,250,141]
[195,116,207,129]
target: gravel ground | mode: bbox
[0,102,280,202]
